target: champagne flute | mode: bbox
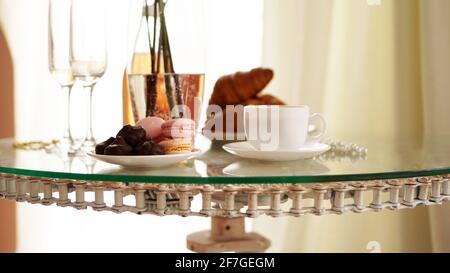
[48,0,75,149]
[70,0,107,152]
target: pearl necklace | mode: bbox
[318,139,368,162]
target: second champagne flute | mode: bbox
[70,0,107,152]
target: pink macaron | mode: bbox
[136,116,165,140]
[162,118,196,139]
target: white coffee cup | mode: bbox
[244,105,327,151]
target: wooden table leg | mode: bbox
[187,216,270,253]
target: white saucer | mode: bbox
[222,142,330,161]
[87,149,202,168]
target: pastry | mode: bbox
[136,116,165,140]
[159,139,193,154]
[207,67,284,111]
[104,136,133,156]
[116,125,146,146]
[95,137,115,155]
[205,68,285,137]
[205,94,286,134]
[244,94,285,106]
[209,68,274,108]
[161,118,196,139]
[134,141,165,156]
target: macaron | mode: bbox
[161,118,196,139]
[159,139,193,154]
[136,116,165,140]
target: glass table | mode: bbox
[1,134,450,252]
[2,134,450,183]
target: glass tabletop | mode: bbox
[0,134,450,184]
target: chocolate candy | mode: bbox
[95,137,116,155]
[134,141,165,156]
[116,125,146,146]
[100,124,167,157]
[104,136,133,156]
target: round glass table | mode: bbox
[1,134,450,252]
[2,135,450,183]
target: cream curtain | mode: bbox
[257,0,450,252]
[420,0,450,254]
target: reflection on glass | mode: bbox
[222,160,330,177]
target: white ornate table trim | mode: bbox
[1,173,449,218]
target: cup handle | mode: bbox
[306,113,327,145]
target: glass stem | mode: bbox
[84,84,96,148]
[62,85,73,144]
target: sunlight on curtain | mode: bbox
[0,0,263,252]
[420,0,450,253]
[257,0,450,253]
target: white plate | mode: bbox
[87,150,201,168]
[222,142,330,161]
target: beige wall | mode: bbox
[0,26,16,252]
[0,26,14,138]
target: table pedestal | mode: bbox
[187,216,270,253]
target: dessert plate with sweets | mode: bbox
[88,117,201,168]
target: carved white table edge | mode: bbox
[1,173,449,218]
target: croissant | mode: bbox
[205,68,285,136]
[209,68,274,108]
[244,94,285,106]
[205,95,286,134]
